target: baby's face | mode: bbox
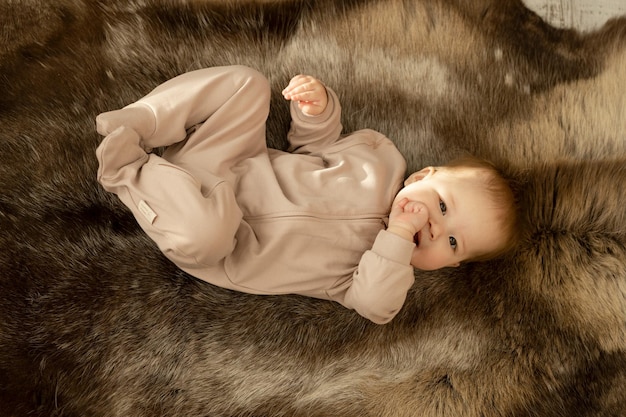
[393,167,505,270]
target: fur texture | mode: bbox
[1,0,625,416]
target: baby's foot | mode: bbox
[96,104,155,140]
[96,126,149,191]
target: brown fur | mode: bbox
[1,0,625,416]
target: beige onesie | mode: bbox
[96,65,415,324]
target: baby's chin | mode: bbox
[409,248,443,271]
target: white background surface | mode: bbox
[523,0,626,31]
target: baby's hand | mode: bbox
[282,75,328,116]
[387,198,429,242]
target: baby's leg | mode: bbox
[96,65,270,157]
[95,65,268,267]
[97,126,241,268]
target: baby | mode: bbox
[96,65,516,324]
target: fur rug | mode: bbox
[1,0,625,415]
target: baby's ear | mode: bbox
[404,166,435,186]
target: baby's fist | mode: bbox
[282,75,328,116]
[387,198,429,242]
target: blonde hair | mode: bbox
[439,156,519,263]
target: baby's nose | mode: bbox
[429,220,441,240]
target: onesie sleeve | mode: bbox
[286,87,343,154]
[343,230,416,324]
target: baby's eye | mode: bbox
[439,200,447,215]
[449,236,457,250]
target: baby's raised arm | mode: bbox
[282,75,329,116]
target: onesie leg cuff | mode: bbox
[96,126,149,190]
[96,103,156,142]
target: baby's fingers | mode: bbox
[282,75,312,98]
[392,197,409,211]
[287,90,319,103]
[407,202,429,229]
[404,200,426,213]
[283,76,326,99]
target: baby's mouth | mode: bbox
[413,232,420,246]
